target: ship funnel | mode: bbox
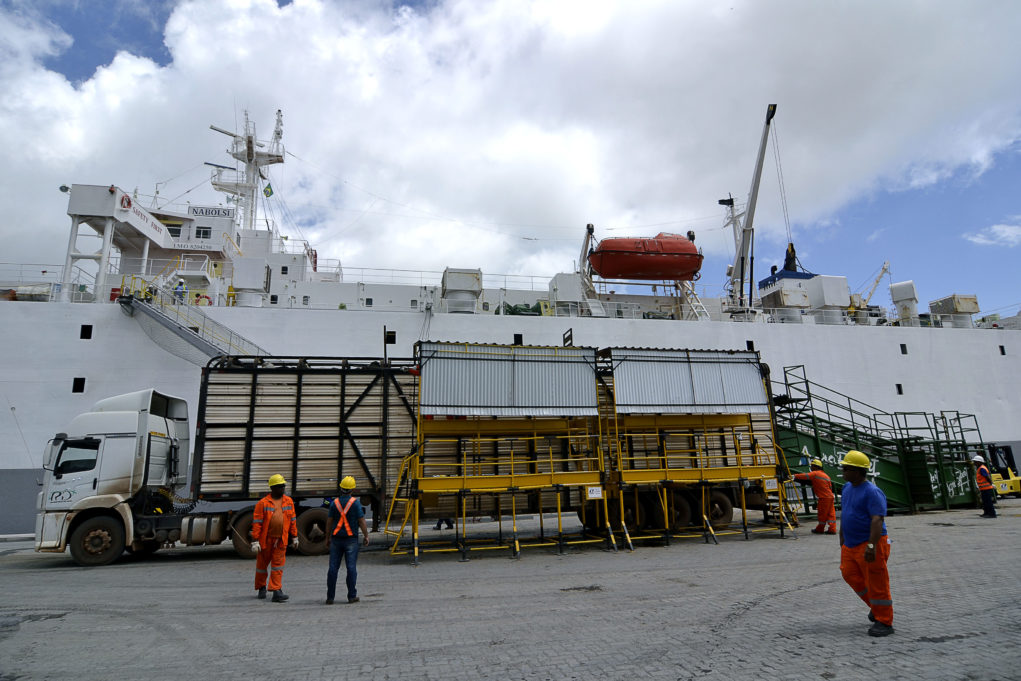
[889,280,918,327]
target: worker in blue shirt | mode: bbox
[325,476,369,605]
[838,450,894,637]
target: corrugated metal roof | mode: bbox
[610,348,769,414]
[418,342,599,416]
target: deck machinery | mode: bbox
[385,342,794,562]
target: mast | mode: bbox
[725,103,776,312]
[209,110,284,232]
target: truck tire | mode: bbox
[230,511,256,559]
[69,516,125,566]
[296,508,329,555]
[647,491,693,531]
[708,490,734,530]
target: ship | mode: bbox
[1,106,1018,535]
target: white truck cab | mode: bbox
[36,389,189,565]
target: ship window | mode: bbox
[72,377,85,393]
[365,298,373,307]
[895,383,903,395]
[302,296,310,306]
[900,344,908,355]
[513,333,523,346]
[168,226,181,238]
[482,302,490,311]
[270,295,278,305]
[746,340,755,351]
[80,324,93,340]
[1000,345,1006,356]
[281,266,289,275]
[196,226,211,239]
[410,299,417,309]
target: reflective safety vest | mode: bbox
[333,496,357,537]
[976,465,994,491]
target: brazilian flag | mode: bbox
[263,183,273,198]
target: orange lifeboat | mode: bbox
[587,232,703,281]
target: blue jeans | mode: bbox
[327,537,359,601]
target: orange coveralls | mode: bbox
[793,469,836,532]
[251,494,297,592]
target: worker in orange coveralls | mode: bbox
[793,458,836,534]
[251,474,299,603]
[839,450,894,637]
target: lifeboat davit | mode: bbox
[587,232,703,281]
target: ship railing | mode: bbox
[549,300,643,319]
[0,263,99,303]
[335,267,554,292]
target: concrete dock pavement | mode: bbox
[1,499,1019,681]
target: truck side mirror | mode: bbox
[42,434,66,471]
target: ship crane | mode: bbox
[849,260,890,313]
[723,103,777,316]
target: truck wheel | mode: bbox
[647,491,693,531]
[230,511,256,559]
[69,516,125,566]
[296,508,329,555]
[667,491,693,530]
[708,491,734,529]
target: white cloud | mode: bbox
[964,222,1021,247]
[2,0,1021,293]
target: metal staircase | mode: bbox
[772,365,982,513]
[117,276,267,365]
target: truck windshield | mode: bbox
[54,439,100,476]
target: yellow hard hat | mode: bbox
[339,476,356,490]
[810,458,823,468]
[267,474,287,487]
[839,450,870,469]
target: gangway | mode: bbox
[117,275,268,364]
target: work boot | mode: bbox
[445,522,454,529]
[348,596,360,603]
[325,599,334,605]
[868,621,894,637]
[271,590,289,603]
[825,529,836,535]
[257,587,267,600]
[433,523,442,530]
[810,528,823,534]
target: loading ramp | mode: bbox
[773,365,984,515]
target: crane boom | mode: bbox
[726,104,777,311]
[863,260,890,306]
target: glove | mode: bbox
[251,541,261,554]
[289,537,299,549]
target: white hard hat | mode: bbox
[179,279,184,283]
[972,455,985,463]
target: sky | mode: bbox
[1,0,1019,317]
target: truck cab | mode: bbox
[36,389,189,565]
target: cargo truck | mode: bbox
[35,357,418,566]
